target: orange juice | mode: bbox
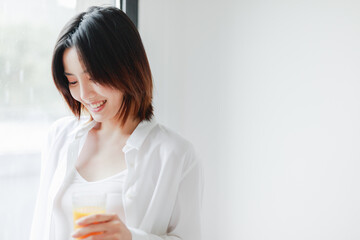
[73,206,105,239]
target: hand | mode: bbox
[71,213,132,240]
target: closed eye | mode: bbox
[68,81,77,85]
[64,73,78,86]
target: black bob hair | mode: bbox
[52,6,153,126]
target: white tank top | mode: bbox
[51,168,127,240]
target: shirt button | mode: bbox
[128,161,134,168]
[126,191,135,200]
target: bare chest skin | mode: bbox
[75,129,128,182]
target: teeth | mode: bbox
[90,100,106,108]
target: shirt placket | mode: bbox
[123,147,139,226]
[46,135,82,239]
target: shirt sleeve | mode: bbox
[128,149,204,240]
[29,122,56,240]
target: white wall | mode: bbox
[139,1,360,239]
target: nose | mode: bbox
[79,79,96,102]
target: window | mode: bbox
[0,0,117,238]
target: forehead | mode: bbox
[63,47,87,75]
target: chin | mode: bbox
[91,115,105,122]
[90,114,117,123]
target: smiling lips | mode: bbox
[88,100,107,110]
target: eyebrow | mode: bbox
[64,71,89,76]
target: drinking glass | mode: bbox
[72,192,107,239]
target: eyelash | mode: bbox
[66,78,97,86]
[68,81,77,85]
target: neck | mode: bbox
[92,116,141,141]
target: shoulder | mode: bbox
[40,116,88,168]
[47,115,88,142]
[145,123,198,170]
[148,123,194,155]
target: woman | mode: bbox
[30,6,203,240]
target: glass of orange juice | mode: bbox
[72,192,107,239]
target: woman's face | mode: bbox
[62,47,123,123]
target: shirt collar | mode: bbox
[68,116,96,140]
[68,116,157,150]
[123,118,157,152]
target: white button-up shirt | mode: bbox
[30,116,204,240]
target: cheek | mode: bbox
[69,88,81,102]
[110,93,124,107]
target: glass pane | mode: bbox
[0,0,115,239]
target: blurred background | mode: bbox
[2,0,360,239]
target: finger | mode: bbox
[76,213,118,226]
[75,231,104,240]
[72,219,124,238]
[98,233,122,240]
[82,233,120,240]
[72,222,108,238]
